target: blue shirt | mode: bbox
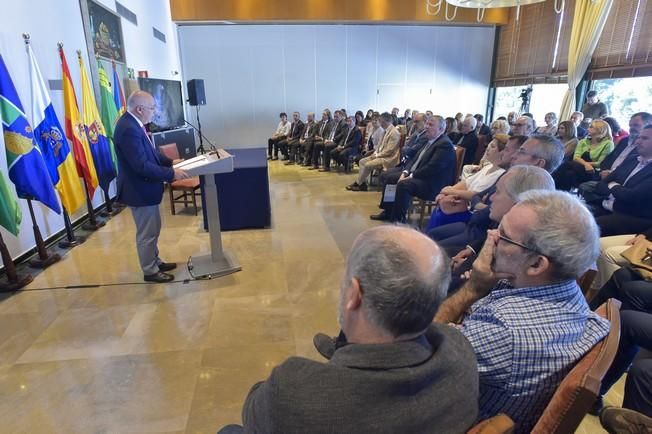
[460,279,610,433]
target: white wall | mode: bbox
[177,24,495,148]
[0,0,181,264]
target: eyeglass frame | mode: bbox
[496,226,545,257]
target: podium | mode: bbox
[174,150,241,278]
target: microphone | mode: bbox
[184,119,220,158]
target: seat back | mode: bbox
[577,269,597,295]
[467,414,514,434]
[531,298,621,434]
[454,146,466,182]
[475,134,488,164]
[159,143,180,160]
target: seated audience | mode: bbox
[522,112,537,131]
[400,108,411,125]
[370,116,455,223]
[220,226,480,434]
[585,125,652,236]
[267,112,290,160]
[455,112,464,127]
[534,112,558,136]
[329,116,362,169]
[592,227,652,289]
[582,89,609,120]
[311,110,345,170]
[604,116,629,145]
[391,107,400,125]
[556,120,578,160]
[307,109,334,167]
[553,119,614,191]
[490,119,510,136]
[462,121,510,179]
[474,114,491,137]
[511,116,534,137]
[455,116,479,166]
[434,190,610,433]
[364,109,373,124]
[570,111,588,139]
[359,112,384,156]
[354,110,366,127]
[445,117,459,143]
[286,112,315,165]
[277,111,305,161]
[507,111,518,129]
[399,113,428,163]
[350,112,400,190]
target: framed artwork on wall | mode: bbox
[87,0,125,63]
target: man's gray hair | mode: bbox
[518,190,600,280]
[430,115,446,130]
[504,165,556,201]
[464,116,478,130]
[380,112,393,123]
[126,90,151,111]
[344,227,451,337]
[518,116,535,134]
[528,134,565,172]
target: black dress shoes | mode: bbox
[358,183,368,191]
[318,167,330,172]
[345,182,359,191]
[144,272,174,283]
[370,211,389,221]
[313,333,337,360]
[158,262,177,272]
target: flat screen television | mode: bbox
[137,77,185,132]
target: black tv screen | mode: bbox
[138,77,184,132]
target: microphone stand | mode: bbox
[184,118,220,159]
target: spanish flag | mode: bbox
[58,46,98,198]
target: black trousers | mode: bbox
[280,138,299,159]
[589,267,652,312]
[288,139,305,162]
[300,139,315,164]
[268,137,284,157]
[311,140,327,167]
[322,143,339,169]
[378,170,431,223]
[553,160,596,191]
[330,147,354,167]
[593,211,652,237]
[600,310,652,417]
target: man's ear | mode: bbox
[346,277,363,311]
[525,255,551,278]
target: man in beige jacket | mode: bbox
[349,112,401,191]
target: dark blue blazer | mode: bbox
[113,113,174,207]
[596,157,652,218]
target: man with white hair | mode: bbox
[455,116,479,166]
[219,226,479,433]
[435,190,610,432]
[510,116,534,137]
[114,90,189,283]
[570,111,588,139]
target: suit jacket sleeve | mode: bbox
[376,129,400,158]
[157,151,173,167]
[118,128,174,182]
[609,177,652,205]
[343,129,362,149]
[412,143,453,180]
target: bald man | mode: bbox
[114,91,189,283]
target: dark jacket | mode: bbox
[401,129,429,164]
[339,126,362,151]
[288,120,305,140]
[599,135,639,171]
[456,132,479,166]
[596,157,652,218]
[314,119,331,140]
[407,134,456,198]
[113,112,174,207]
[300,121,317,142]
[241,324,479,434]
[329,120,347,145]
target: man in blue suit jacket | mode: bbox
[114,91,188,283]
[591,125,652,236]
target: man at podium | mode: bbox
[114,91,189,283]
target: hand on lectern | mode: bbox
[173,168,190,180]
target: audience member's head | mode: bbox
[379,112,393,128]
[411,109,419,118]
[279,112,288,122]
[425,110,434,118]
[485,134,508,166]
[588,119,613,142]
[355,111,364,125]
[365,109,374,120]
[496,190,600,286]
[292,111,300,122]
[603,117,622,136]
[371,113,381,128]
[629,112,652,140]
[490,119,510,136]
[586,89,599,104]
[307,112,315,122]
[445,117,458,134]
[322,109,332,121]
[636,125,652,159]
[557,120,577,141]
[333,110,342,121]
[424,115,446,140]
[489,166,555,223]
[474,114,485,128]
[460,116,477,135]
[412,113,426,131]
[496,116,507,121]
[392,107,400,116]
[345,115,355,129]
[499,135,528,168]
[570,111,584,126]
[507,111,518,125]
[544,112,558,127]
[340,226,450,341]
[512,116,534,136]
[404,108,411,118]
[511,134,564,172]
[522,112,534,119]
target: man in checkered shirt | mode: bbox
[435,190,610,433]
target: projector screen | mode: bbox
[138,77,185,132]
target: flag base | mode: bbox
[28,252,61,269]
[82,220,106,231]
[0,274,33,292]
[59,235,86,249]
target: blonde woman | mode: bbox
[553,119,614,190]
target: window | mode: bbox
[591,77,652,127]
[493,86,523,119]
[493,83,567,126]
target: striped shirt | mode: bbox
[459,279,610,433]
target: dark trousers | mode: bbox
[288,139,305,162]
[378,174,431,223]
[330,147,354,168]
[427,221,474,256]
[217,424,244,434]
[311,140,327,167]
[594,211,652,237]
[280,138,299,159]
[300,139,315,164]
[322,143,339,169]
[600,310,652,417]
[268,137,284,158]
[589,267,652,311]
[553,160,596,191]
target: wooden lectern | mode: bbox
[173,150,241,278]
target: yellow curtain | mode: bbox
[559,0,613,121]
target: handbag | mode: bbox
[439,194,469,215]
[621,240,652,281]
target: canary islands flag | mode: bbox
[28,43,85,214]
[0,54,61,214]
[112,62,126,116]
[0,170,21,236]
[79,55,116,192]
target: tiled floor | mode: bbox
[0,160,623,433]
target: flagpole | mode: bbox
[24,198,61,269]
[58,207,85,248]
[81,182,105,231]
[0,232,33,292]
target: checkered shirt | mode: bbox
[460,279,610,433]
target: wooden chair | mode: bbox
[577,269,598,295]
[530,298,622,434]
[475,134,488,164]
[467,414,514,434]
[159,143,202,215]
[455,146,467,182]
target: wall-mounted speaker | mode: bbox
[187,79,206,106]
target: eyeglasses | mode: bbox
[516,147,540,158]
[497,227,543,256]
[139,105,156,111]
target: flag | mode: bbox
[28,43,85,214]
[0,54,61,214]
[0,171,21,236]
[112,61,126,116]
[59,46,98,197]
[98,62,118,171]
[79,54,116,192]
